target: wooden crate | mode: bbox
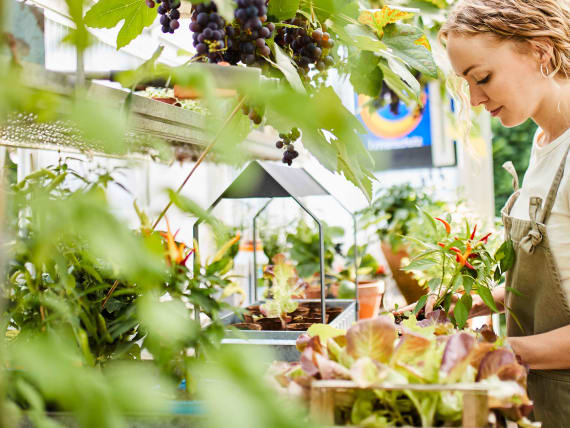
[310,380,489,428]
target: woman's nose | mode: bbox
[469,84,488,107]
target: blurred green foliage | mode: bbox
[358,183,445,251]
[492,118,536,216]
[286,219,344,279]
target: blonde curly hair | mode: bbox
[440,0,570,78]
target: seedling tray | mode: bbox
[221,299,356,361]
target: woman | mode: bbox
[396,1,570,426]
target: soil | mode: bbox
[231,303,343,331]
[394,307,426,325]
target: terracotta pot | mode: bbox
[304,283,322,299]
[151,96,181,106]
[381,242,426,304]
[231,323,261,330]
[357,280,383,320]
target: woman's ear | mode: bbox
[527,37,554,66]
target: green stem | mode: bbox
[152,95,246,230]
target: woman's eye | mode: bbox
[476,75,491,85]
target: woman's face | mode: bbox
[446,32,545,127]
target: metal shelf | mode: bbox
[1,62,280,161]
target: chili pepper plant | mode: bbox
[401,211,516,328]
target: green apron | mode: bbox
[501,143,570,428]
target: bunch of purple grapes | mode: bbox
[224,0,274,66]
[275,17,334,73]
[146,0,181,34]
[275,128,300,166]
[189,2,227,62]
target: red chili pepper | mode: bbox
[449,243,475,269]
[479,232,492,244]
[181,248,194,267]
[438,242,446,248]
[435,218,451,235]
[470,224,477,240]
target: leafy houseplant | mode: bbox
[401,213,516,329]
[336,244,387,300]
[358,184,445,303]
[3,163,165,365]
[358,183,444,251]
[286,219,345,280]
[3,162,244,388]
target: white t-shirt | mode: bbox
[510,127,570,306]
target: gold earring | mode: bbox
[540,64,550,78]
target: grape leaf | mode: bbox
[415,0,446,9]
[62,0,93,51]
[386,56,421,97]
[383,24,438,78]
[378,59,419,105]
[349,51,383,98]
[359,6,415,37]
[267,0,300,21]
[268,43,306,94]
[84,0,157,50]
[338,23,387,52]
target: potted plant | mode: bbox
[335,245,387,319]
[400,212,515,329]
[286,219,344,298]
[358,184,444,304]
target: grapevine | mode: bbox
[224,0,274,66]
[275,128,300,166]
[190,2,227,62]
[151,0,182,34]
[275,15,334,76]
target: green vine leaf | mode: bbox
[267,43,306,94]
[191,0,235,22]
[383,24,438,78]
[378,59,419,105]
[349,51,383,98]
[267,0,300,21]
[84,0,157,50]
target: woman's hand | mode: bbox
[392,294,438,317]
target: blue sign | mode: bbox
[355,87,432,152]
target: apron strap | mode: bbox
[520,143,570,254]
[520,196,543,253]
[538,144,570,224]
[503,161,520,192]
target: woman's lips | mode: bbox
[490,106,503,117]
